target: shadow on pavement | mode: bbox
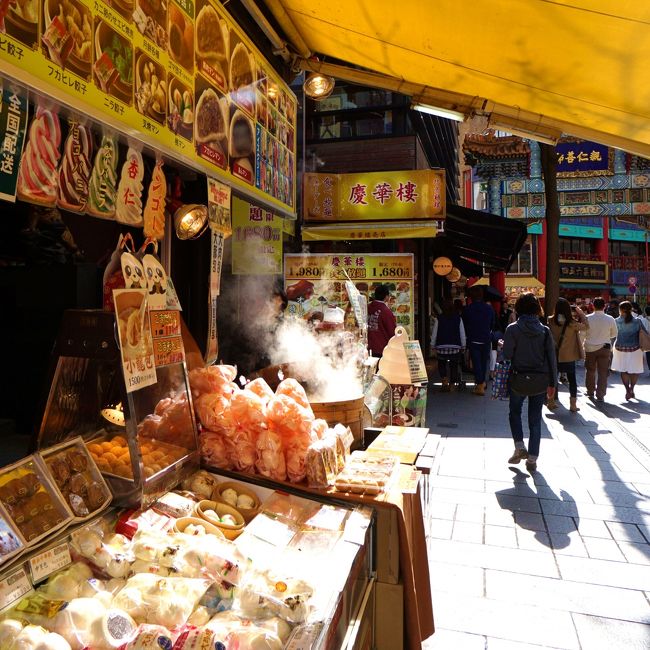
[495,468,578,549]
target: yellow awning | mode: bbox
[264,0,650,155]
[474,276,545,289]
[302,221,439,241]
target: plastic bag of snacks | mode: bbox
[0,620,72,650]
[206,612,284,650]
[71,522,135,579]
[112,574,211,628]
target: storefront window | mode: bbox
[559,237,596,256]
[509,238,533,275]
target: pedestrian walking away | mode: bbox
[611,300,649,401]
[503,292,557,472]
[584,297,617,402]
[431,299,466,391]
[462,285,496,396]
[548,298,588,412]
[367,284,397,359]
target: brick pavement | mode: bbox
[422,364,650,650]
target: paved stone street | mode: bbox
[422,364,650,650]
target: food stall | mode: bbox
[0,0,433,646]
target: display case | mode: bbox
[36,310,199,508]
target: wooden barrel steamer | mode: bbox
[309,395,366,450]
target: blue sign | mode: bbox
[556,141,609,174]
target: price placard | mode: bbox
[29,542,72,583]
[404,341,428,383]
[0,568,32,612]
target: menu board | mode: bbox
[0,0,296,213]
[284,253,415,337]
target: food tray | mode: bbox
[86,434,189,482]
[332,451,399,497]
[0,505,25,567]
[39,436,112,522]
[0,455,73,547]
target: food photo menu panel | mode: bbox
[0,0,296,212]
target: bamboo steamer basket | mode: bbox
[173,516,225,538]
[195,500,245,540]
[211,481,260,522]
[309,395,365,449]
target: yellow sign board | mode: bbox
[0,0,296,213]
[284,253,415,336]
[303,169,445,222]
[232,196,282,275]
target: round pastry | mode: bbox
[8,477,28,501]
[12,624,47,647]
[101,442,114,453]
[69,473,89,497]
[112,436,128,446]
[22,473,41,497]
[69,494,90,517]
[103,452,118,464]
[221,488,238,507]
[46,572,80,600]
[31,491,54,511]
[76,530,102,557]
[23,495,43,518]
[20,520,41,541]
[50,457,71,485]
[236,494,255,510]
[88,443,103,455]
[0,618,24,645]
[67,449,88,473]
[35,631,72,650]
[9,502,26,524]
[87,482,106,511]
[0,482,19,505]
[68,562,94,582]
[105,554,131,579]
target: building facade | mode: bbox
[463,134,650,305]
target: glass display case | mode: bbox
[36,310,199,508]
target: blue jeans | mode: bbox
[469,342,491,385]
[557,361,577,397]
[509,391,545,458]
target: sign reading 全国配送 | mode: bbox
[284,253,415,337]
[303,170,445,222]
[0,86,29,202]
[0,0,297,214]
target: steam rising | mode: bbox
[268,317,363,401]
[232,275,363,402]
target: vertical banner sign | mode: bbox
[0,87,29,202]
[232,195,283,275]
[284,253,415,337]
[113,289,157,392]
[207,177,232,235]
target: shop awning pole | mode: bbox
[264,0,312,59]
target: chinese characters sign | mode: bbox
[113,289,157,392]
[284,253,415,336]
[559,260,608,283]
[0,0,296,214]
[207,177,232,235]
[232,196,283,275]
[0,86,28,202]
[556,141,611,175]
[304,170,446,222]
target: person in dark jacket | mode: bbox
[431,299,466,391]
[503,292,558,472]
[367,284,397,358]
[462,286,496,396]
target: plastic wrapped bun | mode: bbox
[259,617,293,644]
[121,624,173,650]
[52,598,106,650]
[275,378,312,413]
[246,377,274,403]
[229,628,283,650]
[34,631,72,650]
[0,619,24,646]
[189,365,237,398]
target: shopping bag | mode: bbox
[491,360,511,400]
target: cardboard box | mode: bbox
[374,581,404,650]
[375,506,400,584]
[366,426,428,464]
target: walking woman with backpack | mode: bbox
[612,300,649,401]
[503,293,557,472]
[548,298,589,412]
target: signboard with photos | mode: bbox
[0,0,297,213]
[284,253,415,337]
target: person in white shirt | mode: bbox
[584,297,618,401]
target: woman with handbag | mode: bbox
[611,301,649,400]
[431,299,466,391]
[503,293,557,472]
[548,298,589,412]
